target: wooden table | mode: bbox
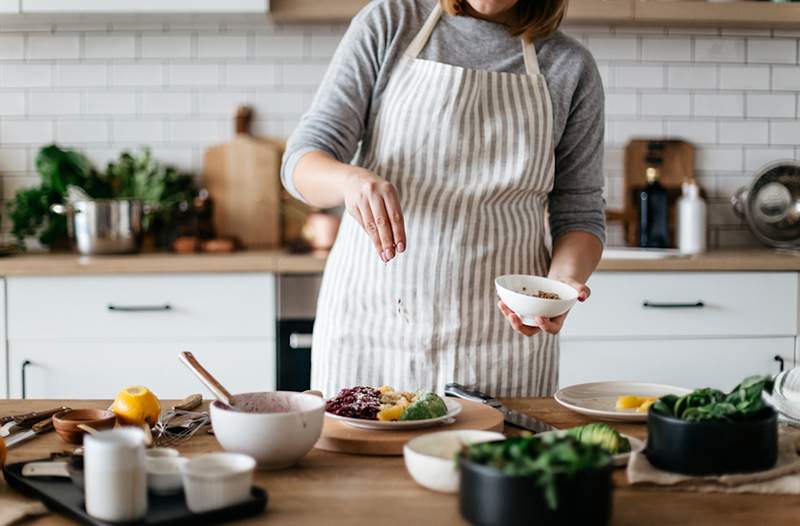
[1,399,798,525]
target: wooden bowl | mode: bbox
[53,409,117,445]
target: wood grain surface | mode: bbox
[1,399,798,526]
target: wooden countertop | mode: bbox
[1,399,798,526]
[597,249,800,272]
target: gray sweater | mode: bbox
[282,0,606,244]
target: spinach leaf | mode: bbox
[651,375,773,423]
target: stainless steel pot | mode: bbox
[732,160,800,249]
[51,199,143,255]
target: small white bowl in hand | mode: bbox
[495,274,579,325]
[181,453,255,513]
[404,430,505,493]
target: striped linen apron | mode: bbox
[311,3,558,398]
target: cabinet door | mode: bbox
[20,0,267,13]
[9,340,275,399]
[559,337,794,392]
[0,0,20,13]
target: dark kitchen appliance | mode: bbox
[276,275,321,392]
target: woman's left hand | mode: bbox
[497,277,591,337]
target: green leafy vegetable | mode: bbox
[567,423,630,454]
[462,434,610,511]
[400,392,448,421]
[651,375,774,423]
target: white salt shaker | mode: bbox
[677,179,707,255]
[84,428,148,522]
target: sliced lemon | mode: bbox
[615,395,643,410]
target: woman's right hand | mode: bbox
[341,168,406,263]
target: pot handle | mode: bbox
[731,187,748,219]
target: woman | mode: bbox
[282,0,605,397]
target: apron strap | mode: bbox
[522,39,541,76]
[405,3,443,59]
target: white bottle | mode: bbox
[677,179,707,255]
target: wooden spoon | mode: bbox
[178,352,236,407]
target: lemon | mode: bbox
[112,386,161,427]
[615,395,643,410]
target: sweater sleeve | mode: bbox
[281,4,388,202]
[547,50,607,245]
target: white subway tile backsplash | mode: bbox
[747,39,796,64]
[281,63,328,87]
[641,37,691,62]
[604,92,637,116]
[112,120,165,143]
[614,65,663,88]
[0,35,24,59]
[696,147,743,171]
[255,90,307,115]
[56,119,109,143]
[167,63,220,86]
[27,34,79,60]
[641,93,690,116]
[0,148,27,172]
[195,91,253,115]
[197,35,248,59]
[667,65,717,89]
[720,65,770,90]
[772,66,800,91]
[746,93,796,118]
[611,119,665,145]
[225,63,276,86]
[254,35,304,59]
[85,91,136,115]
[744,147,796,172]
[56,64,107,87]
[1,120,53,144]
[141,35,192,59]
[695,38,745,63]
[84,34,136,59]
[0,92,25,116]
[309,35,344,59]
[141,92,192,115]
[3,64,52,87]
[168,119,223,143]
[586,36,638,61]
[29,92,81,115]
[770,122,800,146]
[665,120,716,145]
[693,93,744,118]
[111,64,163,87]
[718,120,768,145]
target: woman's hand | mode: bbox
[497,277,591,337]
[342,168,406,263]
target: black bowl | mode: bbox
[458,455,613,526]
[646,407,778,476]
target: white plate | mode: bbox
[554,381,692,422]
[539,430,644,466]
[326,398,463,431]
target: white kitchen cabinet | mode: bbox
[8,340,274,399]
[19,0,268,13]
[0,0,20,13]
[560,337,794,392]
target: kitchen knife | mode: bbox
[5,409,71,448]
[444,383,558,433]
[0,406,70,438]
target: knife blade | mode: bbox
[5,408,70,448]
[444,383,558,433]
[0,406,70,438]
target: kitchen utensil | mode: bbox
[154,410,210,447]
[325,398,462,431]
[5,409,71,448]
[0,406,70,437]
[554,382,692,423]
[315,399,504,456]
[403,430,506,493]
[210,392,324,469]
[732,160,800,249]
[22,456,85,488]
[179,351,236,407]
[3,458,268,526]
[53,409,116,445]
[459,451,614,526]
[50,199,143,255]
[147,456,188,496]
[147,447,180,459]
[181,453,256,513]
[84,427,147,523]
[203,105,284,248]
[646,407,778,475]
[302,211,341,252]
[495,275,579,324]
[445,383,557,433]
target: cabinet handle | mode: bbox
[775,355,785,373]
[108,304,172,312]
[642,301,705,309]
[289,333,313,350]
[21,360,32,400]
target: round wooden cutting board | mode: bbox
[314,399,504,456]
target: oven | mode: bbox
[276,274,321,391]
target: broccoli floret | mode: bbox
[568,423,631,454]
[400,392,448,421]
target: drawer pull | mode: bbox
[289,333,313,350]
[108,304,172,312]
[642,301,705,309]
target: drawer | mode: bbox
[560,337,794,392]
[9,339,276,399]
[7,274,275,340]
[562,272,798,339]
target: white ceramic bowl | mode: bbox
[210,391,325,470]
[146,448,180,459]
[495,274,578,324]
[146,457,188,496]
[403,430,506,493]
[181,453,255,513]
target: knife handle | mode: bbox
[32,408,70,434]
[444,383,499,406]
[14,406,70,428]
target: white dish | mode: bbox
[326,398,463,431]
[538,430,644,467]
[146,448,180,459]
[210,391,325,470]
[146,457,188,496]
[495,275,578,324]
[404,430,505,493]
[181,453,255,513]
[554,381,692,422]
